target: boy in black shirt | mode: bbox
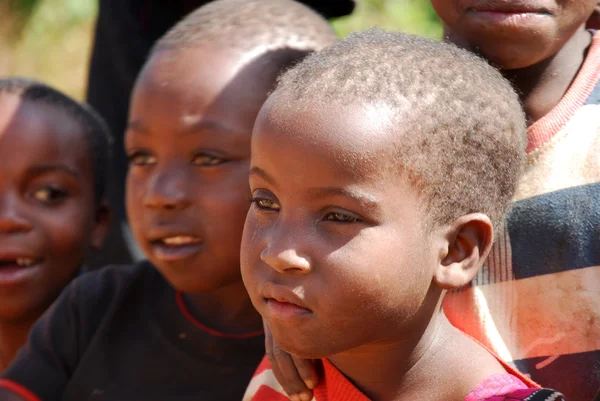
[0,1,336,400]
[0,78,110,373]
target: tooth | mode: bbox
[163,236,198,245]
[16,258,34,267]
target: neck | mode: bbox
[328,295,451,401]
[501,27,592,125]
[0,317,37,373]
[183,280,263,335]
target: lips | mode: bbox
[0,251,43,286]
[466,0,550,14]
[147,229,204,263]
[261,283,312,321]
[158,235,202,246]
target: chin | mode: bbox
[272,328,344,360]
[477,43,550,70]
[0,302,42,324]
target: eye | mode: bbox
[323,212,360,223]
[32,186,68,204]
[128,151,157,166]
[192,153,225,166]
[252,197,280,211]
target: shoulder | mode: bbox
[71,261,154,297]
[59,261,157,321]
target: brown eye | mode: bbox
[128,152,157,166]
[32,186,68,204]
[323,212,359,223]
[252,197,280,211]
[192,154,225,166]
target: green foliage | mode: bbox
[333,0,442,39]
[1,0,442,100]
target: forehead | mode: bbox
[254,98,400,176]
[130,46,279,135]
[0,95,90,169]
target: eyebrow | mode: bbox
[28,164,80,179]
[182,118,239,136]
[126,118,240,136]
[126,119,149,134]
[249,166,277,187]
[307,187,381,212]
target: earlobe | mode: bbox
[90,202,112,250]
[433,213,494,290]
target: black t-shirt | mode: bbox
[85,0,356,269]
[0,262,265,401]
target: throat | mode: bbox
[502,28,593,125]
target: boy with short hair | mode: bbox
[241,29,563,401]
[433,1,600,399]
[0,78,111,373]
[0,1,336,400]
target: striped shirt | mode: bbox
[444,30,600,401]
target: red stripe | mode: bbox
[526,31,600,153]
[175,291,264,339]
[0,380,41,401]
[252,385,291,401]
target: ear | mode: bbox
[433,213,494,290]
[90,201,111,250]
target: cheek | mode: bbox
[125,172,144,220]
[430,0,459,24]
[320,229,432,322]
[200,167,251,234]
[42,205,94,262]
[240,214,263,295]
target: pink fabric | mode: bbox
[465,374,529,401]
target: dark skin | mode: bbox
[432,0,598,124]
[261,3,600,399]
[241,100,505,401]
[0,94,109,372]
[125,45,284,334]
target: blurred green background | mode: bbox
[0,0,442,100]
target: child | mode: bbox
[0,1,336,400]
[432,1,600,399]
[85,0,355,270]
[272,3,600,400]
[0,78,110,373]
[240,30,564,401]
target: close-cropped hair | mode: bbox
[152,0,337,56]
[272,29,527,230]
[0,77,112,203]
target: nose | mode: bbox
[260,222,312,275]
[143,168,191,210]
[0,194,32,234]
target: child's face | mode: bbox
[126,47,272,293]
[433,0,598,69]
[0,94,105,321]
[241,101,441,358]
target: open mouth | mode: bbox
[0,256,43,285]
[149,235,203,262]
[156,236,202,246]
[0,257,42,268]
